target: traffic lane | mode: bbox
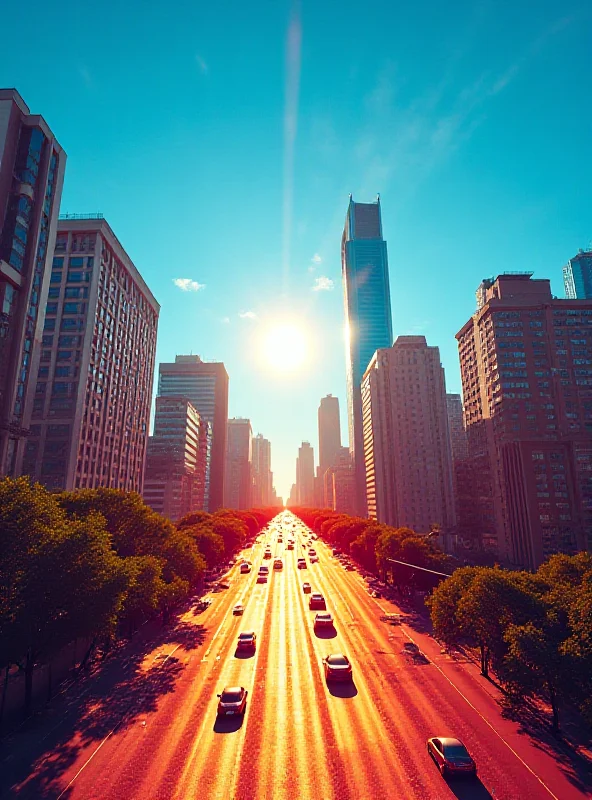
[235,552,350,800]
[313,546,589,800]
[13,543,265,799]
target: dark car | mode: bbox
[323,653,352,682]
[217,686,248,716]
[309,593,326,610]
[427,737,476,778]
[314,612,334,629]
[297,559,307,569]
[236,631,257,652]
[302,582,312,593]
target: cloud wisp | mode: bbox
[173,278,206,292]
[239,311,258,320]
[312,276,334,292]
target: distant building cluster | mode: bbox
[0,89,282,517]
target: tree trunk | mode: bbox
[78,637,97,673]
[24,649,34,717]
[480,644,489,678]
[549,684,560,734]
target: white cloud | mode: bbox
[312,253,322,264]
[195,55,209,74]
[239,311,258,320]
[173,278,206,292]
[312,276,334,292]
[221,316,230,324]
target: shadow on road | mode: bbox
[213,713,245,734]
[327,681,358,699]
[1,616,209,799]
[234,649,256,659]
[445,776,493,800]
[314,628,337,639]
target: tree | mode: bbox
[177,510,212,530]
[185,527,225,569]
[350,525,383,572]
[427,567,480,648]
[119,556,164,637]
[210,514,247,555]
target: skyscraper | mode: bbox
[342,195,393,515]
[143,395,208,520]
[296,441,315,506]
[362,337,455,537]
[0,89,66,477]
[225,418,252,509]
[446,394,468,464]
[318,394,341,476]
[22,216,159,492]
[158,355,229,511]
[457,273,592,568]
[563,249,592,299]
[252,433,272,506]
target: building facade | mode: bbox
[318,394,341,476]
[0,89,66,477]
[225,418,252,509]
[341,195,393,515]
[323,445,351,509]
[158,355,228,511]
[143,395,207,520]
[252,433,272,506]
[563,250,592,300]
[362,336,456,536]
[296,441,315,506]
[22,216,159,491]
[456,273,592,568]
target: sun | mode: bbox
[262,323,307,372]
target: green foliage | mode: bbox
[177,510,212,530]
[185,527,225,568]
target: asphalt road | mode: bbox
[2,511,591,799]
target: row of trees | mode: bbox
[0,477,275,716]
[428,554,592,732]
[291,507,453,583]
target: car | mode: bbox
[217,686,248,716]
[257,574,268,584]
[345,564,355,571]
[427,737,477,778]
[297,559,307,569]
[371,590,381,598]
[236,631,257,651]
[273,558,283,570]
[314,612,334,629]
[233,603,244,615]
[403,642,420,655]
[323,653,353,682]
[308,549,316,556]
[263,550,272,559]
[309,593,326,610]
[302,582,312,593]
[240,563,250,574]
[310,555,319,563]
[287,542,294,550]
[278,537,283,543]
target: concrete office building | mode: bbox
[457,273,592,568]
[22,216,159,491]
[333,465,356,515]
[158,355,228,511]
[446,394,468,464]
[252,433,272,506]
[318,394,341,475]
[323,445,351,509]
[342,196,393,515]
[0,89,66,477]
[296,441,315,506]
[563,249,592,300]
[225,418,252,509]
[143,395,210,520]
[362,336,456,536]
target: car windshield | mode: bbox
[443,744,469,758]
[327,655,348,665]
[221,691,242,703]
[239,633,254,640]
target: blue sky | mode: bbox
[4,0,591,501]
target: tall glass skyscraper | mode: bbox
[563,249,592,299]
[341,195,393,515]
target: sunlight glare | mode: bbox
[263,323,307,372]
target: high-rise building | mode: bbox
[446,394,468,464]
[318,394,341,476]
[225,418,252,509]
[143,395,209,520]
[252,433,272,506]
[158,355,228,511]
[362,336,456,537]
[323,445,351,508]
[457,273,592,568]
[296,441,315,506]
[0,89,66,477]
[563,249,592,300]
[333,466,356,515]
[21,216,159,491]
[341,195,393,515]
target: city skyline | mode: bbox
[2,2,592,500]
